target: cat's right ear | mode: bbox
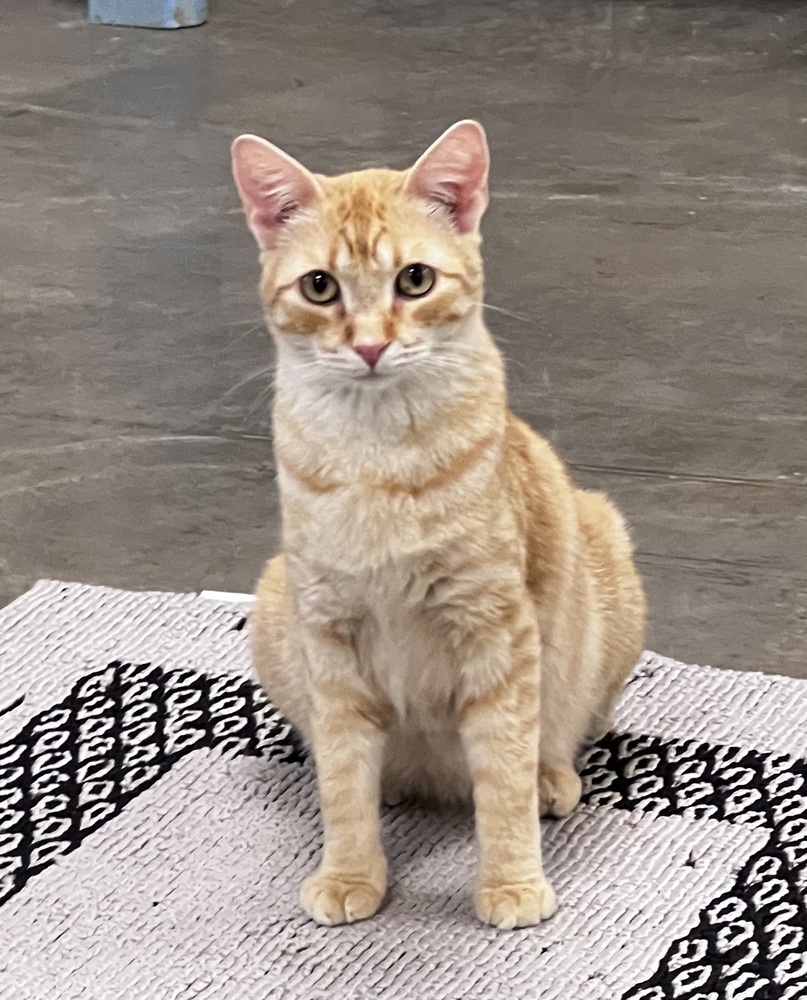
[231,135,321,250]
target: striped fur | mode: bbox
[233,122,646,929]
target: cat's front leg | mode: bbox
[459,616,556,930]
[300,624,389,926]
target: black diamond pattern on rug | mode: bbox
[0,662,805,997]
[0,661,304,906]
[580,733,807,998]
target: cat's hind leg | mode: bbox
[537,644,592,818]
[538,764,582,818]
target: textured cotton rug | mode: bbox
[0,581,805,1000]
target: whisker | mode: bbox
[430,341,479,350]
[230,319,267,341]
[483,302,533,325]
[247,387,273,418]
[216,364,276,404]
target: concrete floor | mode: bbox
[0,0,804,675]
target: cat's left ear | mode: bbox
[405,120,489,234]
[231,134,322,250]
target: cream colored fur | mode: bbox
[232,121,646,930]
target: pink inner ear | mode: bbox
[231,135,321,250]
[406,121,490,234]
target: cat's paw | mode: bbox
[539,764,582,818]
[381,779,405,807]
[475,877,557,930]
[301,869,386,926]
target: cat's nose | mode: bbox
[353,342,390,369]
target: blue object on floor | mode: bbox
[88,0,207,28]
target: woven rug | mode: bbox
[0,581,805,1000]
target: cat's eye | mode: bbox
[300,270,340,305]
[395,263,436,299]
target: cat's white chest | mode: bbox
[361,572,455,719]
[295,555,457,720]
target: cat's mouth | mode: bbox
[313,345,423,384]
[353,367,393,383]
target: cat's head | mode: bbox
[231,122,489,390]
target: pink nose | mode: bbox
[353,342,390,369]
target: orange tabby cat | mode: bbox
[232,121,646,930]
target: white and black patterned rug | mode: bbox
[0,580,805,999]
